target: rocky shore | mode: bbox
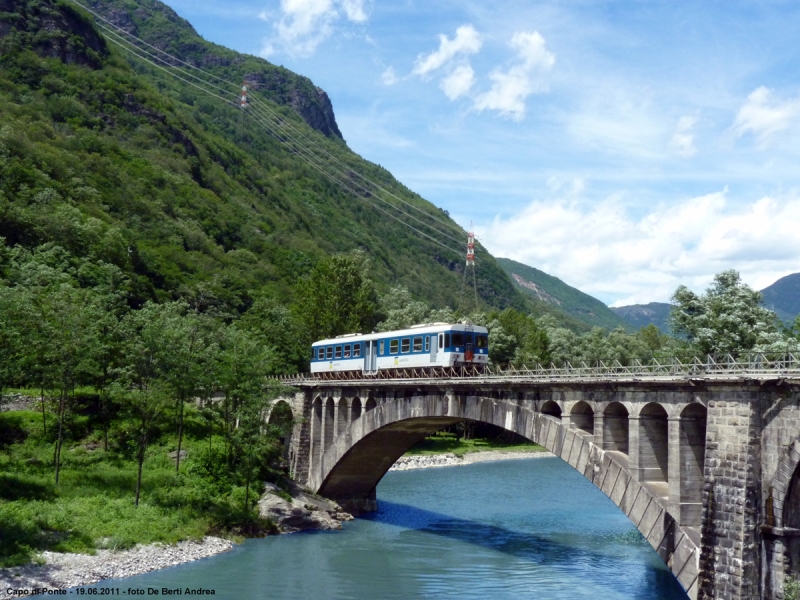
[0,536,234,592]
[390,449,553,471]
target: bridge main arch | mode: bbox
[309,392,700,598]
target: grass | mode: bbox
[0,408,276,568]
[404,431,546,458]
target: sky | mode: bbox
[159,0,800,307]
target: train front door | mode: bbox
[429,335,438,363]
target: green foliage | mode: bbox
[671,270,797,356]
[786,576,800,600]
[293,253,377,342]
[405,430,546,457]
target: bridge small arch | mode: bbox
[639,402,669,484]
[603,402,629,454]
[311,396,323,465]
[325,397,335,450]
[337,398,349,436]
[365,397,377,412]
[570,401,594,434]
[679,403,707,527]
[541,400,562,420]
[351,397,362,422]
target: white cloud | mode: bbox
[477,189,800,306]
[729,86,800,148]
[440,64,476,100]
[412,25,482,77]
[669,115,697,157]
[381,67,398,86]
[261,0,369,58]
[473,31,555,121]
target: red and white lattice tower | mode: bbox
[466,231,475,267]
[240,81,249,109]
[458,225,480,316]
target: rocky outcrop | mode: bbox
[258,482,353,533]
[0,0,109,68]
[83,0,343,139]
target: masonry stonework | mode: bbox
[277,378,800,599]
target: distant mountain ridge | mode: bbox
[761,273,800,324]
[496,258,630,331]
[610,303,672,333]
[611,273,800,332]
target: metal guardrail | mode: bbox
[276,354,800,385]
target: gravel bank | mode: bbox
[0,536,233,592]
[390,449,553,471]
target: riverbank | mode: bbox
[0,536,234,591]
[390,449,554,471]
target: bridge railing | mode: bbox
[275,353,800,385]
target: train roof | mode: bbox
[312,322,488,346]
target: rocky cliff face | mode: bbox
[0,0,109,68]
[82,0,343,139]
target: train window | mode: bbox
[390,339,398,354]
[317,348,324,360]
[353,344,361,357]
[476,335,488,348]
[452,333,464,347]
[380,341,386,355]
[401,338,410,353]
[344,345,351,358]
[335,346,342,359]
[444,333,450,348]
[425,337,430,351]
[326,347,333,360]
[413,337,422,352]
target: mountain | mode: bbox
[761,273,800,324]
[610,303,672,333]
[612,274,800,332]
[0,0,540,316]
[495,258,630,330]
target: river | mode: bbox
[81,456,689,599]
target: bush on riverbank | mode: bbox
[0,404,282,568]
[406,428,546,458]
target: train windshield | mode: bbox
[451,333,465,346]
[476,335,488,348]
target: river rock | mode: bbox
[258,482,353,533]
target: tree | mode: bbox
[293,254,377,342]
[0,286,24,404]
[114,382,168,506]
[671,270,784,356]
[375,285,456,332]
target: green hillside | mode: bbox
[761,273,800,324]
[0,0,533,315]
[496,258,629,331]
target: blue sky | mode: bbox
[160,0,800,306]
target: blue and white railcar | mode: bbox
[310,322,489,375]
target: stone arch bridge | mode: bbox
[272,361,800,600]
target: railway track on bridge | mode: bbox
[276,353,800,386]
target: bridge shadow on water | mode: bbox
[360,500,689,599]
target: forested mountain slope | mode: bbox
[761,273,800,324]
[0,0,531,315]
[496,258,629,331]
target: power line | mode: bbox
[66,0,485,258]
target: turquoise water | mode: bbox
[81,456,689,599]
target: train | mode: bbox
[310,322,489,376]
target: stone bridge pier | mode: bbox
[274,377,800,600]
